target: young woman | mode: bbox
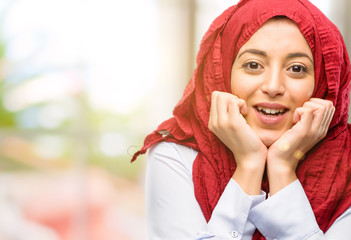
[132,0,351,239]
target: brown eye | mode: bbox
[243,61,262,71]
[289,65,307,73]
[249,62,259,69]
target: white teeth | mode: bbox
[257,106,285,115]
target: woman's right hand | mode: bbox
[208,91,266,194]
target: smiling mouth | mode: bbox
[255,106,287,116]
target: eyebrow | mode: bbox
[237,49,266,59]
[237,48,314,64]
[287,52,314,64]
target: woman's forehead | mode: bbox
[238,18,313,59]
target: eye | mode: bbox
[242,61,263,71]
[288,64,307,73]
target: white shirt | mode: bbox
[145,142,351,240]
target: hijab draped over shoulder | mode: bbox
[132,0,351,238]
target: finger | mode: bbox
[303,102,328,140]
[213,92,240,129]
[216,92,230,126]
[292,105,313,124]
[303,100,334,127]
[293,108,301,124]
[239,99,248,116]
[321,101,335,129]
[325,106,335,128]
[293,107,314,131]
[302,100,335,142]
[302,101,327,131]
[293,101,318,124]
[320,105,334,131]
[227,98,247,126]
[309,98,332,105]
[317,106,335,140]
[309,98,334,129]
[228,97,246,115]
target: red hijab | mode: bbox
[132,0,351,238]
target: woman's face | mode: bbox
[231,18,315,147]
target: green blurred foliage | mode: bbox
[0,9,144,181]
[0,35,16,127]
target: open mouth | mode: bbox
[255,106,287,117]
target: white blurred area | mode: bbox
[0,0,349,240]
[3,0,158,116]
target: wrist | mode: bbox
[233,162,265,195]
[267,162,297,195]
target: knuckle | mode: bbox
[211,91,217,99]
[227,100,235,108]
[321,99,333,109]
[326,100,333,106]
[327,103,334,111]
[305,108,314,115]
[319,105,327,113]
[302,101,310,108]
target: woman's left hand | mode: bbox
[267,98,335,195]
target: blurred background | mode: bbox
[0,0,349,239]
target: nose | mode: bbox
[260,68,285,97]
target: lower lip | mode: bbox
[254,108,287,125]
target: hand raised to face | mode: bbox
[208,91,267,166]
[208,91,267,195]
[267,98,335,194]
[208,91,335,195]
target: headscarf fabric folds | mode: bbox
[132,0,351,238]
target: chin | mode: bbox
[260,137,274,147]
[258,131,283,147]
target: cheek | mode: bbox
[230,72,239,94]
[304,77,315,98]
[231,81,242,95]
[231,73,260,98]
[230,67,248,95]
[289,79,315,103]
[231,80,250,99]
[307,83,315,98]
